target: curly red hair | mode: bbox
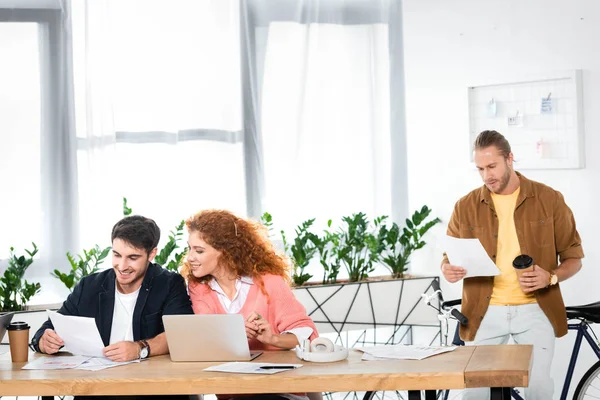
[180,210,292,293]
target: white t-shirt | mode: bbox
[109,286,140,344]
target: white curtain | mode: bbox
[0,22,43,260]
[0,2,79,303]
[244,0,394,252]
[71,0,247,250]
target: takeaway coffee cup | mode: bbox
[7,321,30,362]
[513,254,534,281]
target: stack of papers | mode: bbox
[23,355,139,371]
[356,344,457,361]
[204,362,303,374]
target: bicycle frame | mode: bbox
[559,320,600,400]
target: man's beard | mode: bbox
[492,165,512,194]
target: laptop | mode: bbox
[163,314,263,362]
[0,312,15,343]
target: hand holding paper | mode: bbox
[47,310,105,357]
[444,235,500,278]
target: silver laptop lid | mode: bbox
[0,312,15,343]
[163,314,261,362]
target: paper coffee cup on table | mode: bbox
[7,321,30,362]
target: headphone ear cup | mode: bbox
[310,337,335,353]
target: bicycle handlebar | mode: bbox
[443,299,462,308]
[428,281,469,326]
[451,308,469,326]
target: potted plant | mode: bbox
[380,205,441,279]
[154,220,186,272]
[261,212,318,286]
[284,209,442,348]
[312,220,341,285]
[331,213,387,282]
[51,245,111,291]
[0,243,41,312]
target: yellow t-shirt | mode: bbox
[490,187,536,305]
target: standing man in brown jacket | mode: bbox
[442,130,584,400]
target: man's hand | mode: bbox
[520,265,551,293]
[442,264,466,283]
[103,341,140,362]
[39,329,64,354]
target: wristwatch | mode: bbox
[138,339,150,360]
[548,273,558,286]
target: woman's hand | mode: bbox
[253,318,275,345]
[245,311,262,339]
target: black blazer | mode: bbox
[32,263,193,351]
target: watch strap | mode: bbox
[138,339,150,359]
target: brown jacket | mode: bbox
[442,172,584,341]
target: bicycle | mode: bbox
[422,280,600,399]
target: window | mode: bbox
[71,0,246,249]
[260,22,392,233]
[0,22,42,259]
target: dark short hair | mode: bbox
[473,130,512,158]
[111,216,160,254]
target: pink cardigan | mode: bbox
[188,274,318,351]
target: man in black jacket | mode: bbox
[32,215,193,398]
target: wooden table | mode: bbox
[0,345,531,400]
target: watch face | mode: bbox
[140,347,149,359]
[551,274,558,285]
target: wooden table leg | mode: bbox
[490,387,511,399]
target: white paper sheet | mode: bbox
[47,310,105,357]
[22,355,139,370]
[356,345,457,361]
[204,362,303,374]
[22,355,90,370]
[76,357,139,371]
[444,235,500,278]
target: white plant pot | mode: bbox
[293,276,441,347]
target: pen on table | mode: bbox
[259,366,296,370]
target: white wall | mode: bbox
[403,0,600,398]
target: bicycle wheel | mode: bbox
[573,360,600,399]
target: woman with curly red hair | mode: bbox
[180,209,318,355]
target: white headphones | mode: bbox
[296,337,349,363]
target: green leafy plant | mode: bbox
[51,245,111,291]
[282,219,318,286]
[0,243,41,311]
[335,213,387,282]
[380,205,441,278]
[312,220,341,285]
[154,221,186,272]
[123,197,132,216]
[260,212,274,237]
[261,213,318,286]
